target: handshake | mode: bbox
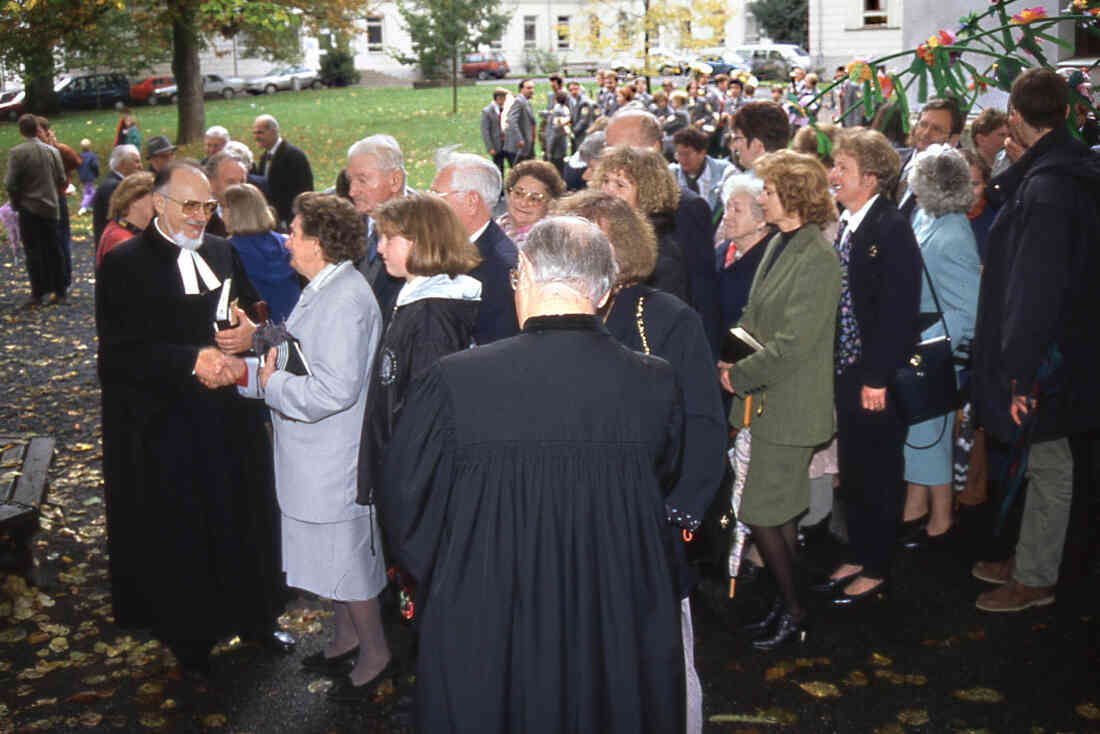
[194,347,246,389]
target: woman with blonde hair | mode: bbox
[592,145,687,299]
[718,150,841,649]
[97,172,155,268]
[223,182,301,323]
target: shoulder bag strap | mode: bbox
[917,251,951,343]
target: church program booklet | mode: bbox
[213,278,239,332]
[721,326,765,364]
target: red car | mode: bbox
[462,52,509,80]
[129,76,175,105]
[0,89,24,121]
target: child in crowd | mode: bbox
[77,139,100,216]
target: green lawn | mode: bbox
[1,82,553,197]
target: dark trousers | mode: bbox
[56,196,72,290]
[17,209,65,300]
[491,150,509,175]
[835,367,906,579]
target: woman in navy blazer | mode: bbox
[814,129,922,606]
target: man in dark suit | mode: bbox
[480,88,508,174]
[605,108,722,357]
[893,97,964,220]
[346,134,408,321]
[567,80,595,151]
[504,79,536,165]
[252,114,313,230]
[430,152,519,344]
[92,144,142,250]
[203,151,248,238]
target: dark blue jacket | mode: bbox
[674,186,722,358]
[228,231,301,324]
[78,151,100,184]
[471,219,519,344]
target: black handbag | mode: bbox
[892,256,957,427]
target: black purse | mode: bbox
[892,256,957,428]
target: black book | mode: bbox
[721,326,765,364]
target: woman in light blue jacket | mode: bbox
[900,145,982,547]
[258,192,393,702]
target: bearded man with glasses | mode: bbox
[95,160,292,678]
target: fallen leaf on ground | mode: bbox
[953,687,1004,703]
[1077,701,1100,719]
[307,679,333,694]
[870,652,893,666]
[201,713,227,727]
[797,681,840,698]
[764,661,797,681]
[898,708,930,725]
[843,670,869,687]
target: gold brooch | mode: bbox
[868,244,879,259]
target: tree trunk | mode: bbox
[23,45,57,115]
[451,50,458,116]
[172,3,204,144]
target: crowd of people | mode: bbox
[3,62,1097,732]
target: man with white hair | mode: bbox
[203,151,249,237]
[430,151,519,343]
[202,125,230,164]
[605,108,722,357]
[346,134,410,319]
[92,144,142,248]
[251,114,313,230]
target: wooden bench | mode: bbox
[0,435,55,585]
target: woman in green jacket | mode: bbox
[719,150,842,649]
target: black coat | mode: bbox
[255,140,313,227]
[378,314,685,734]
[357,292,480,505]
[648,211,688,302]
[95,225,282,642]
[845,195,922,389]
[674,187,723,357]
[972,125,1100,442]
[472,219,520,343]
[91,171,123,249]
[605,284,727,597]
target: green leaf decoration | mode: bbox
[909,55,927,75]
[1034,31,1073,49]
[816,126,833,159]
[918,66,929,103]
[890,74,911,134]
[862,79,874,118]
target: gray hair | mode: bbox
[578,131,606,164]
[520,216,618,306]
[109,144,140,172]
[908,144,973,218]
[255,114,279,134]
[348,134,404,171]
[205,125,230,142]
[204,150,248,180]
[223,140,254,169]
[721,173,765,221]
[437,150,501,208]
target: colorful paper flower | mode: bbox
[1011,6,1049,23]
[846,60,874,83]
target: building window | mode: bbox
[557,15,570,50]
[524,16,537,48]
[366,15,383,51]
[863,0,887,26]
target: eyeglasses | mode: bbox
[160,193,218,217]
[509,268,520,291]
[509,186,548,204]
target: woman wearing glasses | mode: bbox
[497,160,565,247]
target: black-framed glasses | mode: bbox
[508,268,520,291]
[160,193,218,217]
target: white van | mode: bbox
[735,43,813,72]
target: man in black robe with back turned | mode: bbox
[379,216,687,733]
[96,160,288,676]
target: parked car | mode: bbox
[247,65,322,94]
[735,43,812,79]
[152,74,247,104]
[0,89,25,121]
[691,53,751,77]
[649,48,691,76]
[130,76,175,105]
[55,73,130,109]
[462,51,510,80]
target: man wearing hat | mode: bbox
[146,135,177,174]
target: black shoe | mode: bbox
[742,596,783,636]
[830,577,890,608]
[326,658,400,703]
[897,513,928,546]
[902,525,954,551]
[809,568,860,593]
[751,612,808,650]
[242,628,297,653]
[302,646,359,676]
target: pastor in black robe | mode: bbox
[379,314,687,734]
[95,223,283,653]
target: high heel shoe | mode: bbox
[897,513,929,546]
[742,596,783,636]
[751,612,808,650]
[830,577,891,608]
[809,568,860,594]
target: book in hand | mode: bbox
[213,278,239,332]
[266,337,312,377]
[721,326,765,364]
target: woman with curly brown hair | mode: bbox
[717,150,841,649]
[497,160,565,247]
[256,192,391,702]
[592,145,687,300]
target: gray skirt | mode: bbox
[282,510,387,602]
[739,435,813,527]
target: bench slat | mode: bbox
[11,437,54,507]
[1,441,29,504]
[0,504,33,524]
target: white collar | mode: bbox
[839,194,880,235]
[269,138,283,156]
[469,219,490,243]
[154,217,221,295]
[307,261,348,292]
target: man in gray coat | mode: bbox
[4,114,67,306]
[480,88,508,174]
[504,79,536,165]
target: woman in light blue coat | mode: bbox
[900,145,982,545]
[258,192,393,701]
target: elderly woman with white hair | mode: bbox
[899,144,982,548]
[715,174,774,330]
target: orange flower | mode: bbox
[1011,6,1049,23]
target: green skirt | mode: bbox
[739,434,813,526]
